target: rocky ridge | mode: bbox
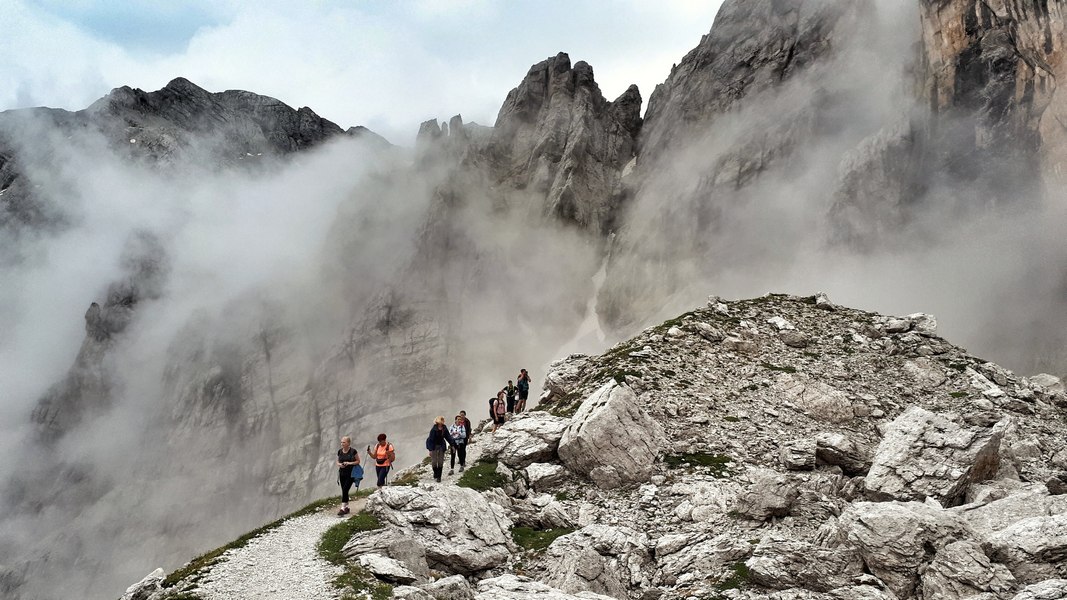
[124,293,1067,599]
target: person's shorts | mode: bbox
[493,414,506,425]
[519,389,529,400]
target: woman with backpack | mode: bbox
[367,433,395,488]
[336,436,362,516]
[425,416,457,482]
[448,414,468,475]
[490,393,506,433]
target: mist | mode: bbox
[3,1,1067,598]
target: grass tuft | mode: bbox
[456,458,509,492]
[511,526,575,552]
[317,511,383,565]
[664,453,733,478]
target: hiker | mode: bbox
[367,433,395,488]
[448,414,468,475]
[516,368,531,413]
[425,416,457,482]
[502,380,518,414]
[459,410,473,444]
[336,436,361,516]
[490,394,506,433]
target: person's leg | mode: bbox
[458,443,467,469]
[432,448,444,480]
[376,465,387,487]
[449,446,456,474]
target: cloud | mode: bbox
[1,0,724,143]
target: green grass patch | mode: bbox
[163,496,340,588]
[803,352,820,358]
[334,565,393,600]
[723,415,741,422]
[657,310,699,331]
[664,453,733,478]
[717,561,751,592]
[511,526,575,551]
[949,391,969,398]
[554,490,573,502]
[317,511,383,565]
[760,362,796,373]
[457,458,509,491]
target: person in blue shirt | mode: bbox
[426,416,458,482]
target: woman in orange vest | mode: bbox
[367,433,396,488]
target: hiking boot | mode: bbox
[343,506,351,515]
[459,465,465,472]
[337,509,346,517]
[448,469,454,476]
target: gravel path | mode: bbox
[194,499,366,600]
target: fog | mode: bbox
[2,1,1066,598]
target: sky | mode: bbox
[0,0,724,144]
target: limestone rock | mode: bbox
[484,414,570,469]
[815,433,870,476]
[543,525,653,599]
[693,322,725,342]
[780,439,816,471]
[368,485,515,574]
[342,527,430,577]
[746,538,865,592]
[865,407,1005,505]
[987,514,1067,584]
[475,574,616,599]
[1012,579,1067,600]
[734,469,799,521]
[419,574,476,600]
[359,553,420,585]
[653,534,753,587]
[543,355,592,402]
[779,330,811,349]
[525,463,569,492]
[773,374,855,424]
[119,568,164,600]
[957,488,1067,536]
[558,381,665,489]
[839,500,974,598]
[490,52,641,234]
[392,587,435,600]
[920,540,1016,599]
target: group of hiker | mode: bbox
[334,368,532,516]
[490,368,531,432]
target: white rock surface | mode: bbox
[746,538,865,592]
[485,413,570,469]
[358,553,420,584]
[526,462,569,491]
[369,485,514,574]
[865,407,1005,504]
[475,574,617,599]
[543,525,653,599]
[558,381,665,489]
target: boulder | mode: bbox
[957,489,1067,537]
[485,414,570,469]
[693,321,725,342]
[653,533,752,587]
[865,407,1005,505]
[359,553,420,584]
[538,500,577,529]
[119,568,164,600]
[838,500,974,598]
[526,462,569,491]
[475,574,616,599]
[902,358,947,390]
[392,587,435,600]
[419,574,476,600]
[723,336,758,354]
[920,540,1016,599]
[1030,374,1064,395]
[368,485,515,574]
[779,330,811,348]
[733,469,799,521]
[767,316,796,330]
[543,355,591,402]
[342,527,430,577]
[780,439,816,471]
[986,514,1067,584]
[1012,579,1067,599]
[773,374,855,424]
[543,525,653,599]
[815,433,870,475]
[746,538,865,592]
[557,381,665,489]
